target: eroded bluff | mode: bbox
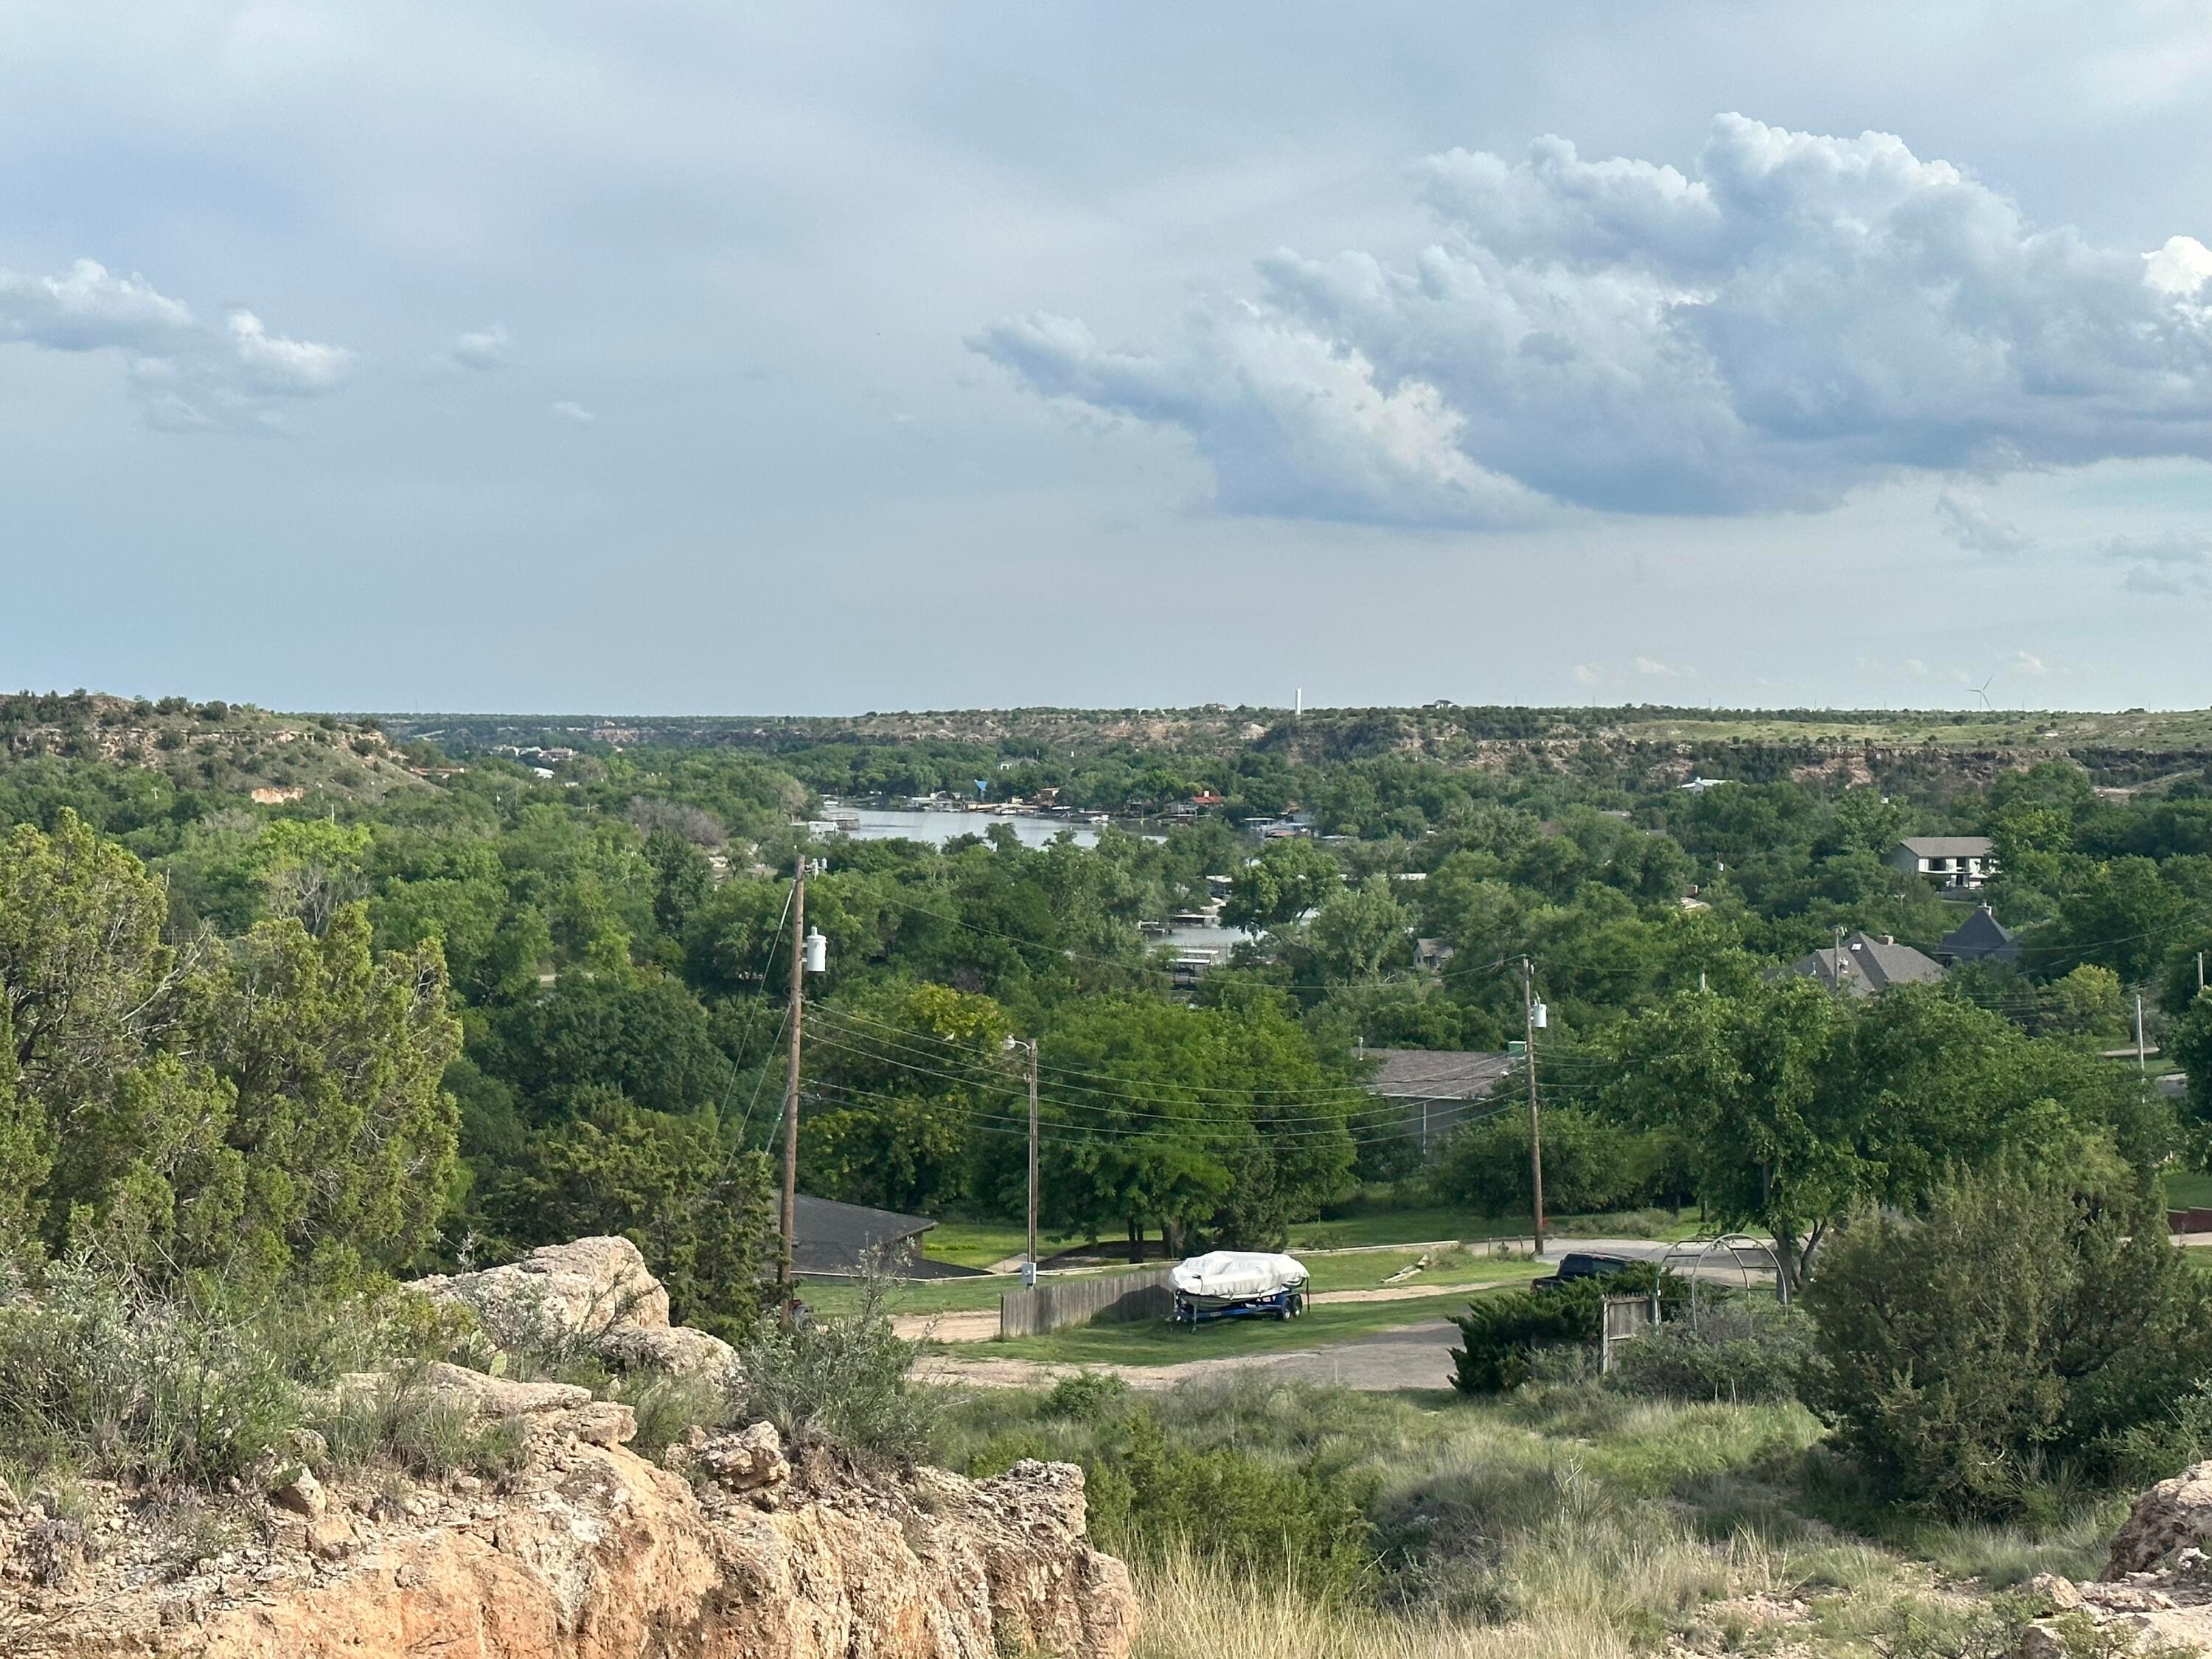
[1,1239,1136,1659]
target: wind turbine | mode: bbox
[1969,670,1997,712]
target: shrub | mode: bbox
[1605,1298,1806,1405]
[311,1370,528,1484]
[735,1271,930,1464]
[0,1256,303,1489]
[1802,1166,2212,1517]
[1450,1267,1680,1395]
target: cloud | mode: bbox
[0,256,352,431]
[2012,650,2049,675]
[977,115,2212,529]
[2104,530,2212,594]
[1935,490,2034,558]
[550,400,594,424]
[450,324,512,371]
[1575,657,1697,689]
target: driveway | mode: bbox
[916,1315,1465,1393]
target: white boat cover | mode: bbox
[1169,1251,1310,1301]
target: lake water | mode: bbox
[841,809,1099,849]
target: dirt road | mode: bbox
[916,1315,1465,1393]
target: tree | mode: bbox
[1304,876,1413,981]
[2040,963,2126,1036]
[1220,838,1339,933]
[476,1087,772,1335]
[1804,1166,2212,1516]
[1602,980,2154,1287]
[190,905,461,1279]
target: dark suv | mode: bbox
[1530,1251,1638,1291]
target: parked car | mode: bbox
[1531,1251,1638,1292]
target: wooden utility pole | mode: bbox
[1523,956,1546,1259]
[1024,1042,1040,1288]
[777,857,805,1298]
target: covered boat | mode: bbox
[1169,1251,1310,1324]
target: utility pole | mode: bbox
[1833,924,1846,989]
[1004,1037,1040,1287]
[2137,993,2148,1073]
[777,855,811,1302]
[1523,956,1546,1259]
[2199,952,2205,995]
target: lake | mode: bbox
[840,808,1100,849]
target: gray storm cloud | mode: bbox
[976,114,2212,527]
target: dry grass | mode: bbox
[1134,1546,1636,1659]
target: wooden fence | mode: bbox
[1599,1295,1656,1374]
[1000,1268,1174,1338]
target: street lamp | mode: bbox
[1003,1036,1040,1287]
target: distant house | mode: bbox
[1938,905,2018,966]
[1413,936,1456,972]
[1888,836,1997,889]
[787,1195,960,1279]
[1364,1048,1513,1154]
[1784,931,1947,997]
[1678,776,1734,793]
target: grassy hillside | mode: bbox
[1,691,426,804]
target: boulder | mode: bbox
[406,1238,739,1386]
[409,1237,669,1338]
[2109,1461,2212,1578]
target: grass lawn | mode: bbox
[2166,1169,2212,1210]
[972,1273,1545,1367]
[917,1220,1030,1269]
[1288,1206,1703,1251]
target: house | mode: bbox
[1938,904,2018,966]
[1678,776,1734,793]
[787,1194,962,1279]
[1784,931,1947,997]
[1413,936,1456,972]
[1888,836,1996,889]
[1364,1048,1514,1154]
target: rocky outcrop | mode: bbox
[3,1381,1137,1659]
[2011,1461,2212,1654]
[407,1237,740,1382]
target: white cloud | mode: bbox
[1935,490,2034,558]
[451,324,511,371]
[0,256,352,432]
[2104,530,2212,595]
[974,305,1541,528]
[2012,650,2049,675]
[551,400,594,424]
[978,114,2212,528]
[226,310,354,394]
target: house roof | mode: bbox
[1938,905,2017,961]
[788,1194,937,1278]
[1785,932,1947,996]
[1366,1048,1514,1100]
[1896,836,1994,858]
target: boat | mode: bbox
[1168,1251,1310,1325]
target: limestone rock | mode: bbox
[2109,1461,2212,1578]
[268,1471,325,1518]
[554,1402,639,1447]
[410,1237,669,1338]
[18,1436,1137,1659]
[407,1237,739,1387]
[598,1323,739,1380]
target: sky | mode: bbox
[4,2,2212,715]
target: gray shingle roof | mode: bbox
[1786,932,1947,996]
[1938,905,2017,963]
[1896,836,1994,858]
[1365,1048,1514,1100]
[789,1194,937,1277]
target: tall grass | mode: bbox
[1134,1547,1636,1659]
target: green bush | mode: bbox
[1802,1166,2212,1517]
[737,1272,930,1464]
[1450,1265,1679,1395]
[0,1256,303,1489]
[1604,1298,1806,1404]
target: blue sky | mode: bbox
[4,2,2211,713]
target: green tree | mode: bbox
[1304,876,1413,982]
[1804,1165,2212,1515]
[1220,838,1340,933]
